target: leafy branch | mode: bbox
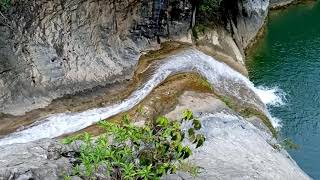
[63,110,205,179]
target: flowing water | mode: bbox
[247,2,320,178]
[0,49,280,146]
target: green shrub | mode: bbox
[64,110,205,179]
[0,0,10,10]
[195,0,224,22]
[281,138,299,150]
[271,138,299,151]
[192,24,208,40]
[199,0,223,15]
[194,0,240,24]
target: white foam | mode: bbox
[269,116,282,128]
[0,49,283,146]
[255,86,286,127]
[256,86,286,107]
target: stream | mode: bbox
[247,1,320,178]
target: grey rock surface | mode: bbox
[0,139,73,180]
[0,0,192,115]
[176,112,309,179]
[165,91,310,180]
[233,0,269,49]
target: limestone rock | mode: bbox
[0,139,73,180]
[164,91,310,180]
[233,0,269,49]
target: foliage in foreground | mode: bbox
[64,110,205,179]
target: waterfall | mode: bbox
[0,49,282,146]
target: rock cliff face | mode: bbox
[0,0,192,115]
[232,0,269,49]
[0,0,269,115]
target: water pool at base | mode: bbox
[247,1,320,178]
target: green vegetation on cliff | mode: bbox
[64,110,205,179]
[0,0,10,10]
[192,0,240,22]
[198,0,223,17]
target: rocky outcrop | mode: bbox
[231,0,269,50]
[0,0,192,115]
[165,91,310,180]
[189,0,270,74]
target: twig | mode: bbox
[0,11,13,29]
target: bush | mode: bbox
[194,0,240,24]
[199,0,223,16]
[195,0,224,22]
[192,24,208,40]
[281,138,299,150]
[64,110,205,179]
[0,0,10,10]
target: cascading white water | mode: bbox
[0,49,283,146]
[255,86,286,107]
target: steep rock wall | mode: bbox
[231,0,269,50]
[0,0,192,115]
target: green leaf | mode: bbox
[62,134,83,144]
[83,132,92,143]
[163,143,170,153]
[171,131,182,142]
[122,114,130,124]
[182,109,193,121]
[188,128,195,137]
[195,134,206,148]
[192,119,202,130]
[170,165,177,174]
[182,147,192,159]
[181,132,185,141]
[175,144,183,153]
[156,116,169,127]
